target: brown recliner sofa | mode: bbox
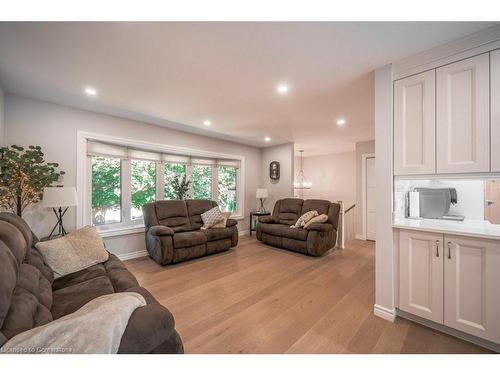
[0,212,183,354]
[256,198,341,256]
[142,199,239,265]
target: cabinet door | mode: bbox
[394,70,436,175]
[444,235,500,344]
[437,53,490,173]
[399,230,444,323]
[491,49,500,172]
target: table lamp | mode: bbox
[43,186,78,239]
[256,188,268,212]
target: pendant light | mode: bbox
[293,150,312,189]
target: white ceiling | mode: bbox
[0,22,497,156]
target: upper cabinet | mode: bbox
[394,52,494,176]
[491,49,500,172]
[436,53,490,174]
[394,70,436,175]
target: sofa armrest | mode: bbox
[226,218,238,227]
[148,225,174,236]
[258,216,279,224]
[306,223,334,232]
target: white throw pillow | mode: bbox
[291,210,318,228]
[200,206,224,229]
[303,214,329,228]
[35,226,109,279]
[211,212,232,229]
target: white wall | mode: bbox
[260,143,294,213]
[294,151,356,206]
[355,140,375,237]
[374,64,395,321]
[4,94,263,257]
[0,87,4,146]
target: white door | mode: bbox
[491,49,500,172]
[394,70,436,175]
[399,230,444,324]
[444,235,500,344]
[365,156,376,241]
[436,53,490,173]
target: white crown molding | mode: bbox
[374,304,396,322]
[393,24,500,80]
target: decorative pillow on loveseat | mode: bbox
[303,214,329,228]
[200,206,225,229]
[35,226,109,279]
[211,212,232,228]
[291,210,318,228]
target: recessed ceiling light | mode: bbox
[264,137,271,142]
[84,87,97,96]
[336,118,346,127]
[203,120,211,126]
[277,83,289,94]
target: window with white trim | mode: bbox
[86,140,242,230]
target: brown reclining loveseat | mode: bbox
[256,198,341,256]
[142,199,239,265]
[0,212,183,354]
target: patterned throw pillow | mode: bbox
[303,214,329,228]
[212,212,232,228]
[200,206,225,229]
[291,210,318,228]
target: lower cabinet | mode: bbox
[399,230,500,344]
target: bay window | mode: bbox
[85,139,243,232]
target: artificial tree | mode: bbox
[0,145,65,217]
[171,173,191,200]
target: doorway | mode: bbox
[362,154,376,241]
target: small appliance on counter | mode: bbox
[406,187,465,221]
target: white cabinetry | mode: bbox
[398,229,500,345]
[444,235,500,344]
[436,53,490,173]
[491,49,500,172]
[394,71,436,175]
[399,230,443,323]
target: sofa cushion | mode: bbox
[155,200,191,232]
[103,254,140,292]
[51,276,115,320]
[173,231,207,248]
[259,223,308,241]
[52,264,107,291]
[301,199,332,216]
[203,227,235,242]
[0,241,18,329]
[200,206,224,229]
[274,198,303,225]
[186,199,217,230]
[172,244,206,263]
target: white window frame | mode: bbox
[77,131,245,238]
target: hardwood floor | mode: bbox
[125,236,491,354]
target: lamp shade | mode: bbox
[43,187,78,208]
[256,188,268,199]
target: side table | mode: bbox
[249,211,271,236]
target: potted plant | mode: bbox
[0,145,65,217]
[172,173,191,200]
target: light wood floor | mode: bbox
[125,236,491,354]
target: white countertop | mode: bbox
[393,217,500,241]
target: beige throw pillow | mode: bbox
[211,212,232,228]
[35,226,109,279]
[200,206,224,230]
[303,214,329,228]
[291,210,318,228]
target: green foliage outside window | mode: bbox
[131,160,156,216]
[192,165,212,200]
[164,163,189,200]
[218,166,237,212]
[91,156,121,225]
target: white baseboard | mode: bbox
[355,234,364,240]
[374,304,396,322]
[239,230,250,236]
[117,249,149,261]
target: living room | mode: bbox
[1,1,499,374]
